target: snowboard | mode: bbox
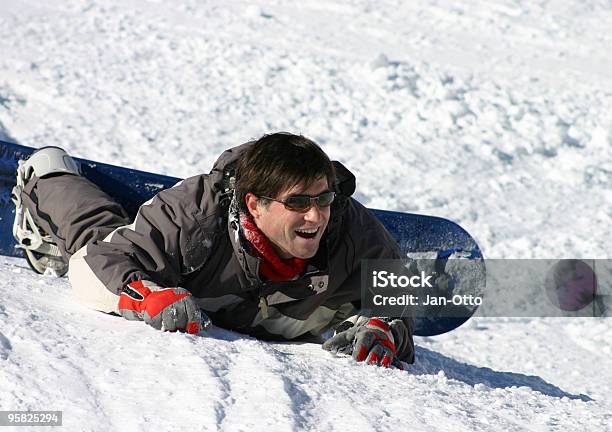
[0,139,484,336]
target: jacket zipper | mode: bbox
[258,296,269,319]
[258,281,269,319]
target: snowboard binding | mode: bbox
[11,146,80,277]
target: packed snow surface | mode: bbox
[0,0,611,431]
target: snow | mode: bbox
[0,0,611,430]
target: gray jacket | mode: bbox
[74,143,414,361]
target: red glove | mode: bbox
[118,280,209,334]
[322,318,404,369]
[352,319,397,367]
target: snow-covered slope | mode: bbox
[0,1,610,430]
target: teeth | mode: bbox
[296,228,318,234]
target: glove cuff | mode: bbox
[118,280,164,316]
[388,319,414,363]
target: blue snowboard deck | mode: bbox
[0,140,483,335]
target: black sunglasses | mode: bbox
[259,191,336,212]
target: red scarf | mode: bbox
[239,214,307,281]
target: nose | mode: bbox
[303,203,322,223]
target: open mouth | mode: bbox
[295,227,319,239]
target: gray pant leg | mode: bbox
[20,174,130,262]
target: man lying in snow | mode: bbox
[12,132,414,367]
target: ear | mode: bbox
[245,192,261,219]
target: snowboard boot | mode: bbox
[11,146,81,276]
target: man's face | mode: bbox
[246,177,331,259]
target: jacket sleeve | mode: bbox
[66,144,250,314]
[69,174,225,298]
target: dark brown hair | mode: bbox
[235,132,336,212]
